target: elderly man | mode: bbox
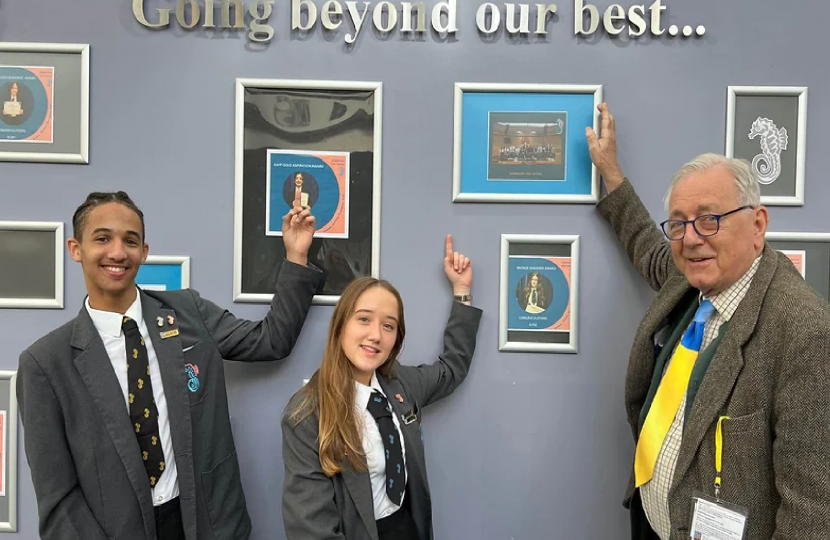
[586,103,829,540]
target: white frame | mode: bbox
[0,371,18,532]
[452,83,602,204]
[233,78,383,305]
[766,232,830,292]
[765,232,830,242]
[499,234,580,353]
[140,255,191,289]
[0,42,90,164]
[725,85,808,206]
[0,221,63,309]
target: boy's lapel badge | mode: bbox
[185,363,200,392]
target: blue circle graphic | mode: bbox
[0,68,48,140]
[270,153,339,232]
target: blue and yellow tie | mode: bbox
[634,299,715,487]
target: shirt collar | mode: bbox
[85,288,143,338]
[354,371,384,411]
[700,255,762,322]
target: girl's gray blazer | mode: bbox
[281,300,483,540]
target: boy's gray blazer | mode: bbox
[17,261,322,540]
[281,301,483,540]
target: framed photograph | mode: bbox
[0,42,90,164]
[726,86,807,206]
[0,221,63,309]
[233,78,382,305]
[0,371,19,532]
[499,234,579,353]
[452,83,602,203]
[136,255,190,292]
[765,232,830,302]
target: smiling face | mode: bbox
[294,173,303,188]
[339,286,401,385]
[67,202,148,313]
[667,165,767,296]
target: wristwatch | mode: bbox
[453,293,472,302]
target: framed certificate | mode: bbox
[499,234,580,353]
[0,221,64,309]
[0,371,18,532]
[765,232,830,302]
[233,78,382,305]
[0,42,89,164]
[136,255,191,292]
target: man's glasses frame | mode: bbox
[660,206,754,241]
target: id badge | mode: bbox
[688,491,748,540]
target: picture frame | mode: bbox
[0,371,19,532]
[452,83,602,204]
[136,255,191,292]
[765,232,830,302]
[0,42,90,164]
[0,221,63,309]
[726,86,808,206]
[233,78,382,305]
[499,234,579,353]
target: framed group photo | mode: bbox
[0,42,90,164]
[452,83,602,203]
[0,221,63,309]
[136,255,191,292]
[499,234,579,353]
[233,78,382,305]
[765,232,829,302]
[726,86,807,206]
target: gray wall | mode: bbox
[1,0,827,538]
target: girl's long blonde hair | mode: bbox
[289,277,406,476]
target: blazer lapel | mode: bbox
[71,307,156,539]
[140,292,197,539]
[671,245,778,490]
[141,293,193,458]
[341,461,378,540]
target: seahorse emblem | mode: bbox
[748,117,788,185]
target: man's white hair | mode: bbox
[663,153,761,212]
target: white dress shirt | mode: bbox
[85,290,179,506]
[354,372,408,520]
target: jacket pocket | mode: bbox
[202,451,251,540]
[723,408,767,435]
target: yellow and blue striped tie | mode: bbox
[634,298,715,487]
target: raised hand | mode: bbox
[585,102,625,191]
[443,234,472,299]
[282,189,315,266]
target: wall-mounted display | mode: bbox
[0,42,89,164]
[0,221,63,309]
[233,78,382,305]
[499,234,579,353]
[136,255,190,291]
[765,232,829,301]
[0,371,18,532]
[453,83,602,203]
[726,86,807,206]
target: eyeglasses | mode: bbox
[660,206,754,241]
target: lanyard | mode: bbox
[714,415,730,500]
